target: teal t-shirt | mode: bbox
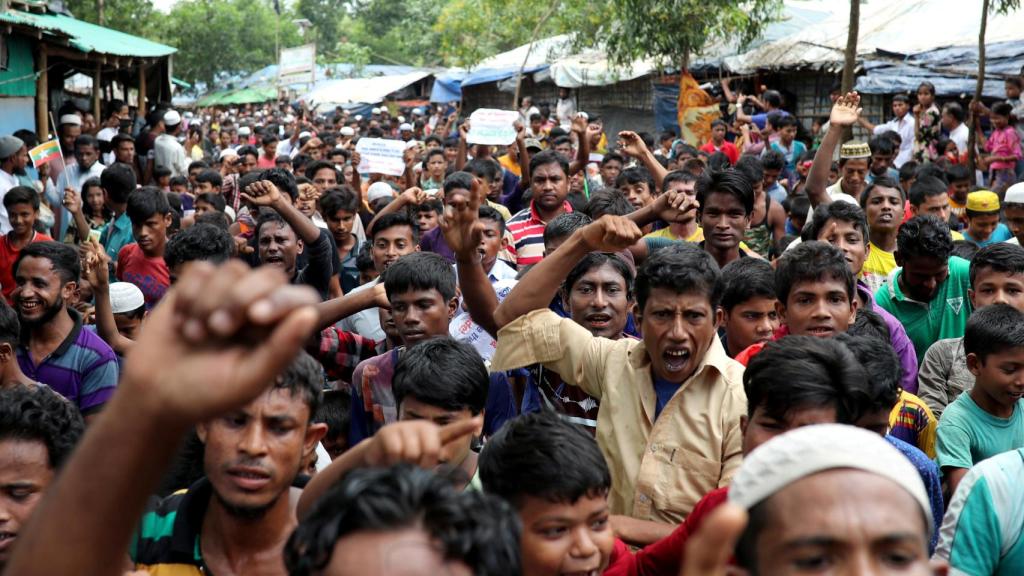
[874,256,972,364]
[937,449,1024,575]
[935,391,1024,471]
[964,223,1013,247]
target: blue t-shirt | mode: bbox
[653,377,680,420]
[936,391,1024,471]
[964,223,1013,247]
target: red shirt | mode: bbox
[116,243,170,309]
[506,200,573,267]
[603,488,731,576]
[699,141,739,165]
[0,232,53,303]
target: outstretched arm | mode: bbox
[82,240,134,355]
[493,215,643,329]
[618,131,668,190]
[443,178,500,337]
[5,262,320,576]
[807,92,862,208]
[242,180,321,245]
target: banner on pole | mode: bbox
[467,109,519,146]
[279,44,316,85]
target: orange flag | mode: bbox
[677,72,721,147]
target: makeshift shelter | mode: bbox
[301,71,434,109]
[0,0,176,138]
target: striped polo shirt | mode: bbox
[17,309,119,415]
[506,200,572,266]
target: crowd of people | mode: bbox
[1,68,1024,576]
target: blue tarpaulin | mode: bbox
[431,72,466,102]
[652,83,680,136]
[460,64,550,88]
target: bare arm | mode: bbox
[62,187,92,243]
[83,241,134,355]
[493,216,643,329]
[569,115,592,176]
[4,262,320,576]
[442,179,501,338]
[242,180,321,244]
[455,120,469,171]
[618,131,668,190]
[611,516,676,547]
[366,187,423,238]
[316,282,388,330]
[807,92,863,208]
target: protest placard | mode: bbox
[355,138,407,176]
[467,109,519,146]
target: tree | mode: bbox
[967,0,1021,174]
[840,0,860,141]
[64,0,156,37]
[346,0,449,65]
[296,0,345,59]
[153,0,302,87]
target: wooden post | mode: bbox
[93,62,102,122]
[36,45,48,140]
[138,63,147,116]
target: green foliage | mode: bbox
[64,0,156,37]
[295,0,345,59]
[152,0,302,87]
[343,0,447,65]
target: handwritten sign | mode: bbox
[467,109,519,146]
[355,138,407,176]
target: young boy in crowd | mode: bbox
[347,252,514,445]
[769,115,807,175]
[718,258,779,358]
[319,188,362,294]
[490,215,746,542]
[946,163,971,228]
[193,169,222,195]
[193,192,226,217]
[858,177,905,292]
[937,303,1024,497]
[616,167,656,212]
[298,337,492,518]
[699,120,739,165]
[0,187,52,303]
[909,175,964,240]
[963,190,1013,247]
[918,243,1024,419]
[413,198,443,234]
[696,169,756,267]
[314,389,350,460]
[875,215,972,365]
[117,186,172,309]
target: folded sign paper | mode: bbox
[355,138,407,176]
[467,109,519,146]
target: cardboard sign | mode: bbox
[467,109,519,146]
[355,138,407,176]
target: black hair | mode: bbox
[195,211,231,231]
[868,135,895,158]
[169,175,189,189]
[836,331,902,414]
[478,205,506,234]
[355,241,375,273]
[563,252,634,301]
[551,135,572,148]
[965,303,1024,363]
[0,299,19,346]
[101,162,137,204]
[393,338,489,414]
[3,186,40,211]
[858,176,905,210]
[806,202,869,247]
[743,335,871,422]
[291,153,312,171]
[319,187,360,216]
[188,160,210,173]
[16,241,79,284]
[696,169,755,216]
[196,169,223,189]
[786,193,811,222]
[196,192,227,213]
[917,81,936,96]
[892,93,910,104]
[304,160,340,183]
[584,188,634,219]
[258,168,299,201]
[370,212,420,244]
[480,410,610,508]
[74,134,98,151]
[423,148,447,165]
[465,157,501,183]
[164,224,233,270]
[424,134,443,147]
[126,186,171,225]
[942,102,965,124]
[952,240,980,261]
[897,215,953,263]
[636,242,721,312]
[710,119,727,130]
[773,115,798,130]
[261,134,279,147]
[707,151,731,172]
[899,161,919,183]
[720,258,776,312]
[543,212,592,247]
[970,242,1024,287]
[663,169,698,190]
[0,385,85,469]
[285,464,520,576]
[236,145,259,160]
[908,175,947,207]
[529,149,568,177]
[945,164,971,184]
[443,171,474,195]
[775,241,855,304]
[273,350,324,417]
[414,199,443,215]
[992,102,1014,119]
[601,152,625,167]
[105,99,125,119]
[615,167,655,192]
[762,89,783,108]
[110,133,134,150]
[152,165,172,180]
[734,155,765,186]
[760,149,786,173]
[383,251,456,302]
[315,389,350,446]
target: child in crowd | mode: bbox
[908,175,964,239]
[193,192,226,216]
[0,187,52,302]
[320,188,363,294]
[937,303,1024,498]
[946,164,971,228]
[64,177,112,244]
[858,177,905,292]
[977,102,1022,196]
[769,115,807,175]
[963,190,1013,247]
[699,120,739,165]
[117,186,171,309]
[718,258,779,358]
[193,169,222,194]
[413,198,443,234]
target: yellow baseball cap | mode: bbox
[966,190,1000,213]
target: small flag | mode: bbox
[28,140,62,169]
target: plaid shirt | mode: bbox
[315,327,378,389]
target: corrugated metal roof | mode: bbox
[0,9,175,57]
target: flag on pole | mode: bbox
[28,139,62,169]
[28,140,62,169]
[676,72,721,147]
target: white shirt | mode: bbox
[48,161,106,241]
[556,97,577,128]
[0,169,18,234]
[826,180,859,206]
[153,133,189,178]
[948,123,969,156]
[872,114,916,168]
[336,277,385,343]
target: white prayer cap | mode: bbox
[355,115,363,121]
[238,126,251,136]
[60,114,82,126]
[371,107,382,115]
[0,136,25,158]
[1005,182,1024,205]
[728,424,933,531]
[163,109,182,127]
[399,123,413,131]
[367,182,394,203]
[218,148,238,160]
[109,282,145,314]
[397,115,406,123]
[411,107,424,116]
[299,131,312,139]
[340,127,355,136]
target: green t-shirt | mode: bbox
[936,392,1024,471]
[874,256,972,365]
